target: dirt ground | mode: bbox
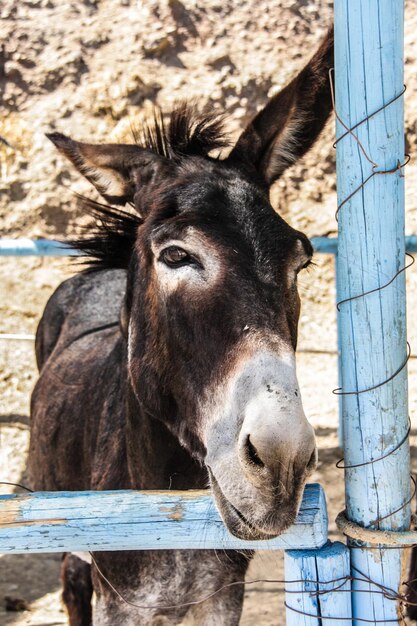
[2,1,417,625]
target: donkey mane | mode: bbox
[70,197,141,271]
[137,101,229,159]
[70,102,229,271]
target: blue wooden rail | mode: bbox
[0,484,327,554]
[1,236,417,256]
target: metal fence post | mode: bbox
[335,1,410,623]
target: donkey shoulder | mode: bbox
[29,268,129,492]
[35,268,127,369]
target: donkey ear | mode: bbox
[46,133,162,205]
[228,28,334,186]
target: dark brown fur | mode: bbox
[29,29,333,626]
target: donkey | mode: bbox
[28,29,333,626]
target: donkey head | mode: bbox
[48,29,333,540]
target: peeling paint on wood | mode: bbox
[158,504,184,521]
[285,542,352,625]
[1,518,67,528]
[0,484,327,554]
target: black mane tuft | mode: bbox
[137,101,229,158]
[69,195,142,271]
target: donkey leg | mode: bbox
[61,554,93,626]
[407,547,417,620]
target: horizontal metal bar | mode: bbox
[0,239,80,256]
[0,333,35,341]
[1,236,417,257]
[312,236,417,254]
[0,484,327,554]
[311,236,338,254]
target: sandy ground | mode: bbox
[2,0,417,624]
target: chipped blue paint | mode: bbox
[285,542,352,625]
[0,484,328,554]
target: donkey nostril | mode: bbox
[246,435,265,468]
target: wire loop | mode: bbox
[336,253,415,312]
[336,417,411,470]
[333,342,411,396]
[336,510,417,547]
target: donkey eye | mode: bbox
[159,246,194,268]
[297,259,313,274]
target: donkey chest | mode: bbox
[93,549,248,625]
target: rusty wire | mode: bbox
[336,253,415,312]
[336,417,412,470]
[0,481,33,492]
[333,342,411,397]
[87,552,417,615]
[334,155,410,221]
[284,603,405,623]
[329,68,410,221]
[332,84,407,149]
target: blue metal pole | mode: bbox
[335,1,410,624]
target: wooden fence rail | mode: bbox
[0,484,327,554]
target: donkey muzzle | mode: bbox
[205,349,316,539]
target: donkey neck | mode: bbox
[125,385,207,491]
